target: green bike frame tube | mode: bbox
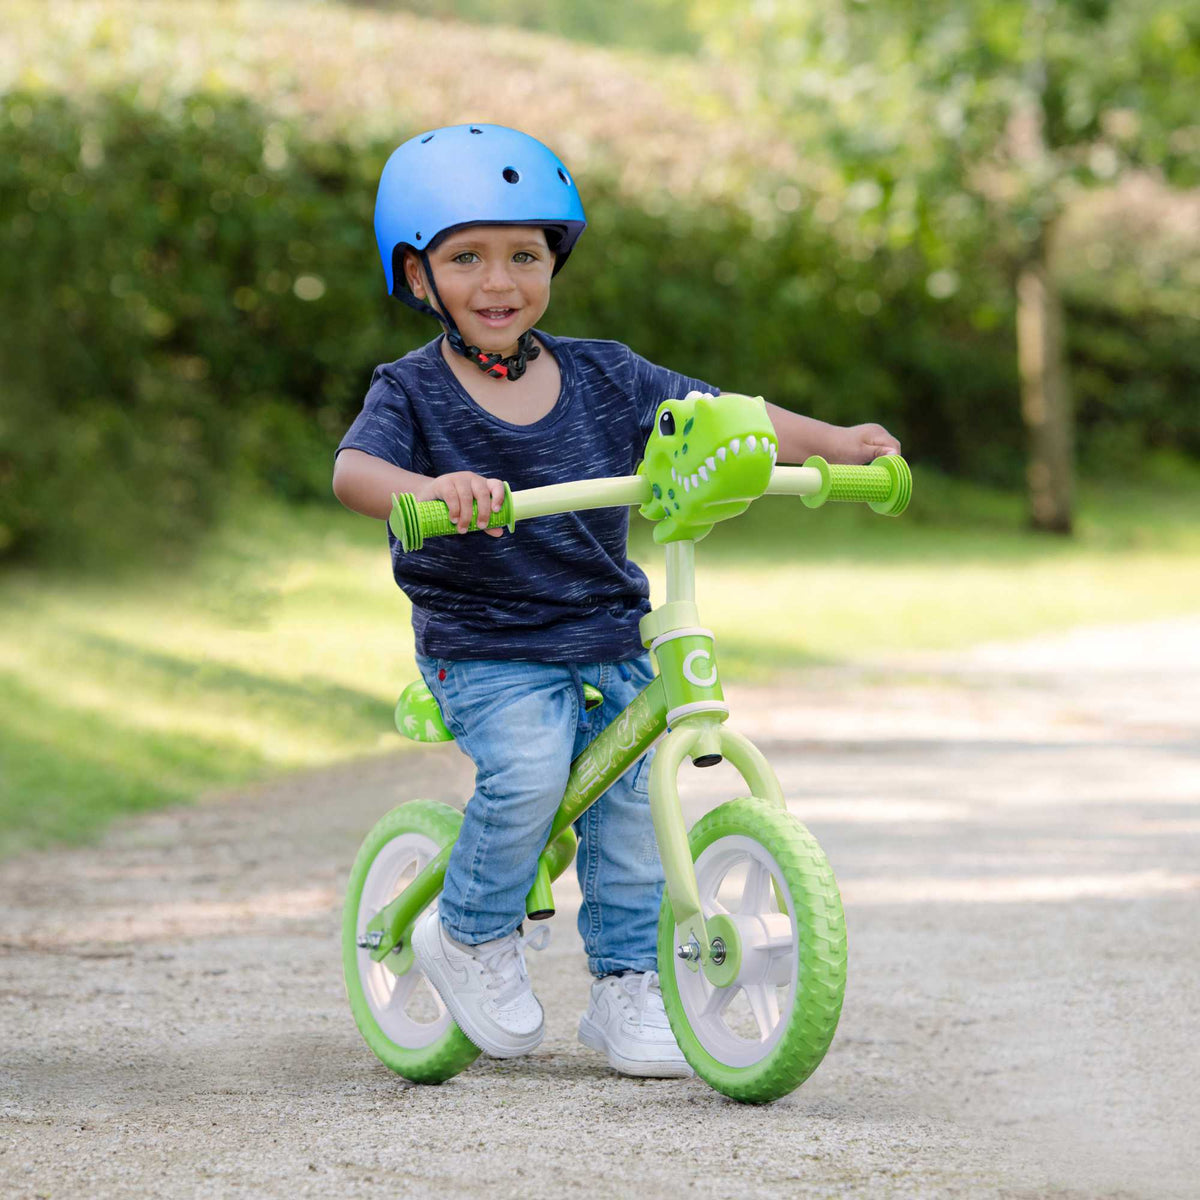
[543,675,669,845]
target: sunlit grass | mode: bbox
[2,467,1199,855]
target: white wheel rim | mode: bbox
[674,834,798,1068]
[357,831,451,1049]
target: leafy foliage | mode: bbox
[0,76,1195,565]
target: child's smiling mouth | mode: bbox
[474,307,519,326]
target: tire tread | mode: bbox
[658,796,847,1104]
[342,799,480,1084]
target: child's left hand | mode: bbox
[837,423,901,464]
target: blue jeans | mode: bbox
[416,653,662,977]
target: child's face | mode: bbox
[404,225,554,356]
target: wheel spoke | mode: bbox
[745,983,780,1040]
[739,862,774,915]
[420,973,447,1017]
[700,979,738,1019]
[389,857,425,903]
[384,966,422,1011]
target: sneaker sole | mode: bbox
[577,1016,694,1079]
[412,916,544,1060]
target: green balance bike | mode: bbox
[343,392,912,1104]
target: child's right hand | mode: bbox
[429,472,506,536]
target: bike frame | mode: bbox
[362,537,786,978]
[365,453,908,978]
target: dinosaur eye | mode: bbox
[658,409,676,438]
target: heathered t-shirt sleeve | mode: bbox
[628,348,720,445]
[336,363,417,472]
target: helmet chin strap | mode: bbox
[397,251,541,382]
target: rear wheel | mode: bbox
[342,800,480,1083]
[658,796,846,1103]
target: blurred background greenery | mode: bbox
[2,0,1198,853]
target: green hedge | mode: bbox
[0,90,1192,565]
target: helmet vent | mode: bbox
[420,134,434,144]
[502,167,520,184]
[557,168,570,185]
[469,126,483,134]
[415,232,422,241]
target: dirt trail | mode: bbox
[2,617,1198,1199]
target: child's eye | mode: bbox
[452,251,480,264]
[512,251,536,264]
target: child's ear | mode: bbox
[402,249,426,299]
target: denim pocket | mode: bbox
[631,751,653,796]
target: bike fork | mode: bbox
[650,719,785,968]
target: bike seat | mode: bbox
[394,680,454,742]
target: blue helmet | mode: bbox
[374,123,587,296]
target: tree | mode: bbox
[687,0,1200,531]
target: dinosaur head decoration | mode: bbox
[636,392,777,543]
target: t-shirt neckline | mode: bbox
[427,330,573,434]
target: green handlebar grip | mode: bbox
[389,482,516,552]
[800,454,912,516]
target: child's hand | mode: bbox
[431,472,506,536]
[835,423,901,465]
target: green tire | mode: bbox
[658,796,846,1104]
[342,799,480,1083]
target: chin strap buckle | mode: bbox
[453,329,541,381]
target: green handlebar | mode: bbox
[800,454,912,516]
[388,454,911,552]
[389,482,516,552]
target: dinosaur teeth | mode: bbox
[691,473,700,487]
[706,456,716,471]
[730,439,740,455]
[683,477,690,492]
[746,435,757,452]
[717,447,726,461]
[698,466,708,482]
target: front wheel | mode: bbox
[342,799,480,1083]
[658,796,846,1104]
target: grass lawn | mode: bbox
[2,465,1198,857]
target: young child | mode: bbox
[333,123,900,1076]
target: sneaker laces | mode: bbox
[478,926,550,1006]
[618,970,665,1032]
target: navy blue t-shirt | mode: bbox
[337,331,716,662]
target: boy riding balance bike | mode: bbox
[333,124,908,1102]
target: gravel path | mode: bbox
[2,617,1198,1199]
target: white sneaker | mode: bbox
[412,909,547,1058]
[578,971,693,1078]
